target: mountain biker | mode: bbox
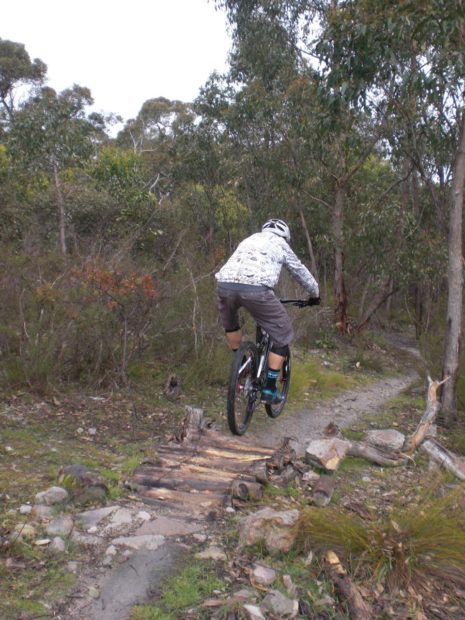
[215,218,320,405]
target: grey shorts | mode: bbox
[216,283,294,347]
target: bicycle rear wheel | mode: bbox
[227,342,258,435]
[265,352,291,418]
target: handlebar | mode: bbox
[280,298,321,308]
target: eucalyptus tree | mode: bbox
[318,0,465,422]
[7,85,106,255]
[0,38,46,123]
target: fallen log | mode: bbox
[402,376,449,452]
[420,438,465,481]
[346,441,406,467]
[231,480,264,501]
[324,551,373,620]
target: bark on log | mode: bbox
[324,551,373,620]
[420,438,465,481]
[347,441,407,467]
[402,376,448,452]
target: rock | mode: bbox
[105,544,117,556]
[50,537,66,553]
[35,486,69,505]
[88,586,100,599]
[111,534,165,551]
[46,515,74,537]
[366,429,405,451]
[19,504,32,515]
[243,604,266,620]
[305,438,350,471]
[102,507,133,532]
[136,510,151,521]
[283,574,297,598]
[251,563,277,586]
[76,505,118,529]
[239,508,299,554]
[262,589,299,618]
[31,504,53,521]
[195,545,227,561]
[71,530,102,546]
[135,516,203,537]
[66,561,80,573]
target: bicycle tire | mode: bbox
[265,351,291,418]
[227,342,258,435]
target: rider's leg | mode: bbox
[263,345,289,402]
[225,329,242,352]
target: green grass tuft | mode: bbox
[295,485,465,591]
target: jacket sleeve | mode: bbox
[282,244,319,296]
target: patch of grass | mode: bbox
[130,561,224,620]
[290,358,358,402]
[447,427,465,456]
[263,482,301,501]
[342,429,365,441]
[295,484,465,591]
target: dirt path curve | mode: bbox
[61,339,421,620]
[244,372,419,457]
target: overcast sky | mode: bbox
[3,0,232,123]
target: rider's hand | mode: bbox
[307,296,321,306]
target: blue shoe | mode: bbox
[261,389,283,405]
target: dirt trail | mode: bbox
[245,372,419,457]
[60,339,421,619]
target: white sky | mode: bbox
[3,0,232,123]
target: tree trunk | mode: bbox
[299,208,319,279]
[333,181,349,333]
[441,113,465,426]
[54,164,67,256]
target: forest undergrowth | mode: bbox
[1,328,464,619]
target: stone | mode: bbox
[46,515,74,537]
[366,429,405,451]
[50,537,66,553]
[111,534,165,551]
[76,505,118,529]
[71,530,102,546]
[251,563,276,586]
[262,589,299,618]
[35,486,69,505]
[239,508,299,554]
[19,504,32,515]
[66,561,80,573]
[243,604,266,620]
[135,516,203,537]
[136,510,151,521]
[102,507,133,531]
[31,504,53,521]
[195,545,227,561]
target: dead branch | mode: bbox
[402,376,449,452]
[420,438,465,481]
[324,551,373,619]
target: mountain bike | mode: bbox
[227,299,316,435]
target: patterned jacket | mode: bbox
[215,231,319,296]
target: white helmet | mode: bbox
[261,218,291,242]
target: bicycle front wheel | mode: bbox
[265,352,291,418]
[227,342,258,435]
